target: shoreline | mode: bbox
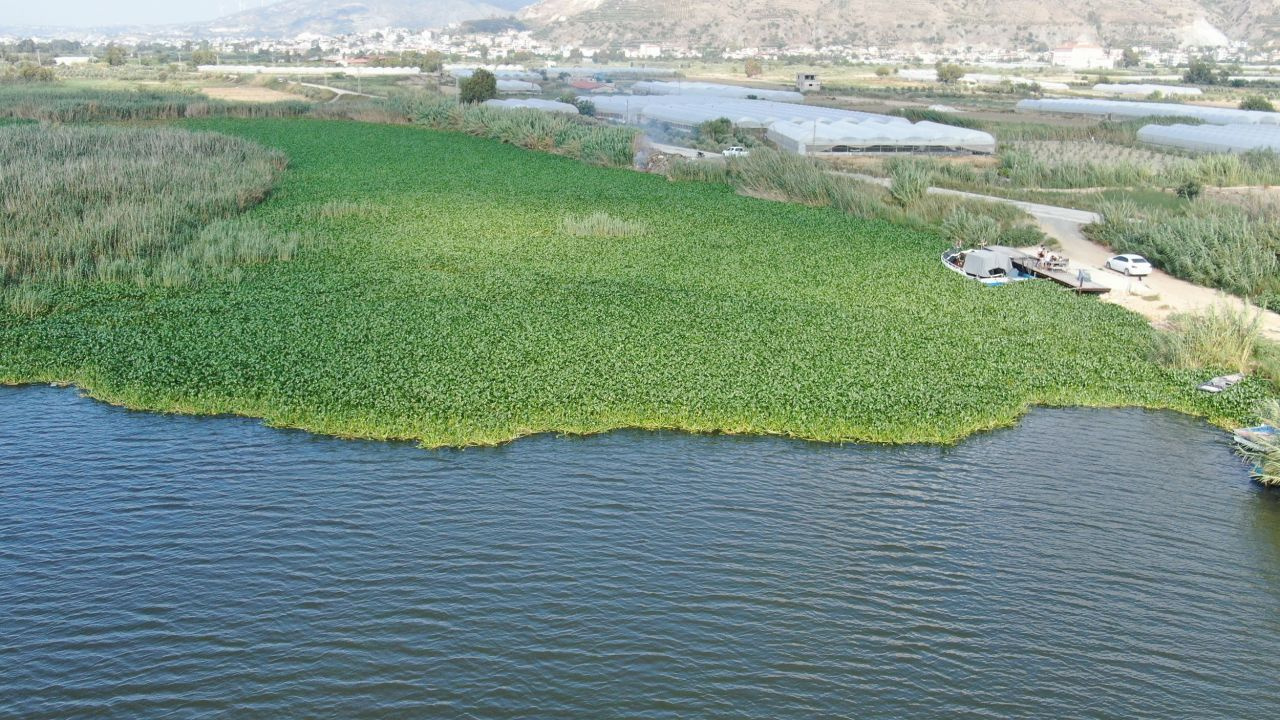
[1,375,1241,450]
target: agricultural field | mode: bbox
[0,118,1268,446]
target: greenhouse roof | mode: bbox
[768,119,996,153]
[1137,123,1280,153]
[496,79,542,93]
[1017,98,1280,126]
[631,81,804,103]
[592,94,897,128]
[549,66,678,77]
[1093,83,1203,96]
[451,67,543,81]
[482,99,580,115]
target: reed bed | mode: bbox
[0,124,291,312]
[0,86,312,123]
[394,96,639,168]
[675,149,1044,244]
[1088,199,1280,302]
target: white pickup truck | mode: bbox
[723,146,750,157]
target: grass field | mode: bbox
[0,118,1268,446]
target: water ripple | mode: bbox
[2,385,1279,719]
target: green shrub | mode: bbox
[1176,179,1203,200]
[1240,95,1275,112]
[942,207,1002,247]
[887,158,933,206]
[1152,304,1263,372]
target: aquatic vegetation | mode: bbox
[0,119,1268,446]
[561,213,649,238]
[0,124,292,313]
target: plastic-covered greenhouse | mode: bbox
[1137,123,1280,153]
[1017,98,1280,125]
[591,94,996,155]
[482,99,580,115]
[1092,83,1202,96]
[592,95,889,128]
[496,79,542,94]
[450,67,543,81]
[549,66,678,77]
[630,81,803,103]
[768,119,996,154]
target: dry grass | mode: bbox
[200,86,308,103]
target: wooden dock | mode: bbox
[986,246,1110,294]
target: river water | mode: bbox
[2,385,1279,718]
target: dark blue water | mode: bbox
[2,385,1279,719]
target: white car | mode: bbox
[723,146,750,157]
[1106,254,1153,276]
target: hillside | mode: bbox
[519,0,1280,49]
[198,0,508,37]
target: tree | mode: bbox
[459,68,497,104]
[1240,95,1275,112]
[694,117,733,145]
[1120,47,1141,68]
[104,43,127,67]
[1183,58,1219,85]
[190,45,216,66]
[744,58,763,77]
[874,66,892,77]
[935,63,964,84]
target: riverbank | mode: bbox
[0,118,1270,447]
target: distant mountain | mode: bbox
[519,0,1280,49]
[198,0,510,37]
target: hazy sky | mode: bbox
[2,0,532,29]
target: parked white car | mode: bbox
[1106,254,1153,276]
[723,146,750,157]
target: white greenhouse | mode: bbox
[767,119,996,155]
[450,67,543,81]
[591,94,995,155]
[1017,98,1280,126]
[630,81,803,103]
[549,66,678,77]
[592,95,890,128]
[496,79,542,94]
[1137,123,1280,153]
[482,99,580,115]
[1093,83,1202,97]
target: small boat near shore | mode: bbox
[1234,424,1277,453]
[941,247,1032,286]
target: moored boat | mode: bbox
[941,247,1032,286]
[1234,424,1277,453]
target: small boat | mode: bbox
[942,247,1032,286]
[1198,373,1245,393]
[1234,424,1277,453]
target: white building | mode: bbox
[1051,40,1113,70]
[53,56,92,65]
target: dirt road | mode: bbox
[835,170,1280,338]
